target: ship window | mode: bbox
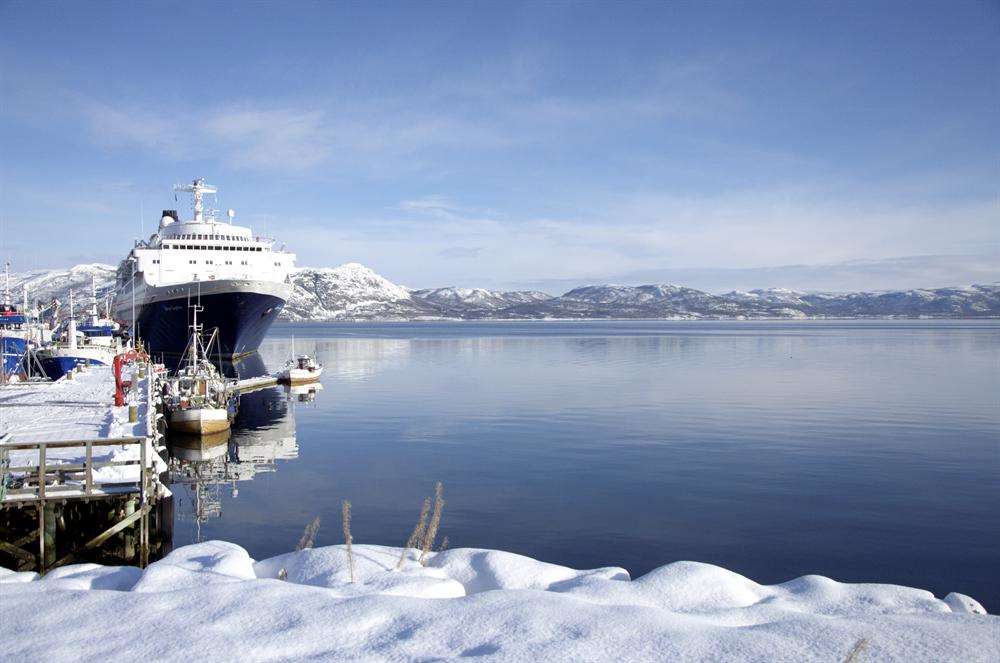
[225,260,232,265]
[189,260,196,265]
[206,260,213,265]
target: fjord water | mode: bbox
[168,321,1000,609]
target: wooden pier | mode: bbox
[0,361,171,573]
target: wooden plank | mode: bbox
[37,444,45,500]
[85,440,93,495]
[0,437,145,451]
[37,503,44,571]
[0,540,35,570]
[48,505,148,571]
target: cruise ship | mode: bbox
[113,179,296,360]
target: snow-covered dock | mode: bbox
[0,362,169,571]
[0,364,165,491]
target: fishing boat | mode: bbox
[163,303,235,435]
[277,336,323,385]
[278,354,324,384]
[35,278,122,380]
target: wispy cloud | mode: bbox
[203,108,333,169]
[438,246,484,260]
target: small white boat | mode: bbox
[278,354,323,384]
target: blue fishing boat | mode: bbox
[35,279,122,380]
[1,263,29,379]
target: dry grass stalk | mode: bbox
[437,536,449,552]
[843,637,869,663]
[396,497,431,570]
[342,500,355,583]
[419,482,445,566]
[296,516,321,551]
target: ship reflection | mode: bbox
[166,371,316,537]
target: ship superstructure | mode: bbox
[112,179,296,359]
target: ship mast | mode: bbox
[189,302,204,368]
[90,275,99,326]
[173,178,217,223]
[68,290,77,351]
[2,261,10,307]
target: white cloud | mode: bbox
[203,108,333,169]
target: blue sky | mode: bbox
[1,0,997,292]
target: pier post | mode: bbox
[42,503,56,569]
[123,498,136,560]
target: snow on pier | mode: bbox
[0,364,165,487]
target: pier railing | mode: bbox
[0,436,158,572]
[0,436,150,504]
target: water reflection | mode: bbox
[163,321,1000,611]
[166,377,313,535]
[260,337,410,381]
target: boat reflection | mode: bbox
[289,381,323,403]
[167,375,311,536]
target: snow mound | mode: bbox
[131,540,256,592]
[254,544,464,599]
[42,564,143,591]
[427,547,628,594]
[1,541,996,662]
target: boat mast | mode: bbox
[68,290,77,351]
[2,261,10,307]
[189,301,204,368]
[90,275,99,326]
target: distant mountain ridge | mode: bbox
[6,263,998,320]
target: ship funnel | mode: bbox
[160,209,178,228]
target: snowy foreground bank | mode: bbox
[1,541,995,662]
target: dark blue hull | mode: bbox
[2,335,27,375]
[136,291,284,362]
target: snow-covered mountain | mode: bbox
[285,263,435,321]
[8,262,999,320]
[285,266,553,320]
[6,264,116,307]
[411,287,551,313]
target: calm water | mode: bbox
[166,321,1000,610]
